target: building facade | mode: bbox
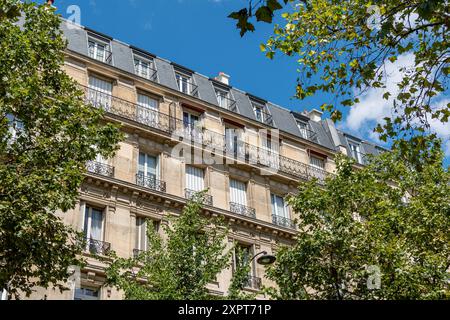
[26,21,385,300]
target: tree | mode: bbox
[105,191,235,300]
[229,1,449,151]
[0,0,122,299]
[265,139,450,300]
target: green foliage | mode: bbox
[266,139,450,299]
[105,191,234,300]
[230,0,449,147]
[227,247,257,300]
[0,0,122,298]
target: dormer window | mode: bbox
[348,140,363,164]
[214,87,236,111]
[88,36,112,64]
[251,100,272,125]
[175,71,197,96]
[134,54,156,81]
[296,120,309,140]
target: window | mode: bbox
[83,206,104,242]
[296,120,309,140]
[233,244,257,288]
[176,72,191,94]
[134,55,155,80]
[310,156,325,169]
[349,141,363,164]
[88,37,111,64]
[182,111,201,140]
[185,166,204,192]
[225,127,243,156]
[137,93,159,126]
[252,102,266,123]
[135,217,148,252]
[138,153,159,179]
[88,76,113,110]
[74,287,100,300]
[271,194,289,219]
[215,89,230,109]
[230,179,247,206]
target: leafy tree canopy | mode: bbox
[0,0,122,298]
[229,1,449,152]
[265,138,450,300]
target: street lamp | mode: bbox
[251,251,276,266]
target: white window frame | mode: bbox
[296,120,309,140]
[185,165,205,192]
[348,140,363,164]
[310,155,326,169]
[136,217,148,252]
[88,37,110,63]
[74,286,100,301]
[215,88,230,109]
[176,72,191,94]
[271,194,289,219]
[137,93,159,126]
[252,102,266,123]
[88,76,113,111]
[134,55,154,80]
[138,152,159,179]
[229,179,248,206]
[83,205,105,242]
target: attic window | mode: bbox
[134,53,157,81]
[251,101,272,125]
[88,36,112,65]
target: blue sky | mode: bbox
[51,0,449,165]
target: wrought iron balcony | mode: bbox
[136,173,167,193]
[279,155,309,181]
[86,238,111,256]
[177,79,199,97]
[88,43,113,65]
[86,161,114,177]
[307,166,329,185]
[230,202,256,219]
[254,110,273,126]
[217,95,237,112]
[245,275,262,290]
[185,189,213,206]
[272,215,296,229]
[298,127,319,143]
[135,66,158,82]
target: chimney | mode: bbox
[46,0,54,5]
[308,109,323,122]
[215,72,230,86]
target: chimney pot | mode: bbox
[215,72,230,86]
[308,109,323,122]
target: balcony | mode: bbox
[135,67,158,82]
[230,203,256,219]
[86,238,111,256]
[254,110,273,126]
[136,173,167,193]
[86,161,114,178]
[245,275,262,290]
[185,189,213,206]
[272,215,296,229]
[298,127,319,143]
[82,88,332,185]
[177,79,199,98]
[217,95,237,112]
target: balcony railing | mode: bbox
[82,88,332,184]
[230,202,256,219]
[177,80,199,97]
[255,110,274,126]
[298,127,318,143]
[245,275,262,290]
[135,67,158,82]
[217,95,237,112]
[272,215,296,229]
[136,173,167,193]
[86,238,111,256]
[185,189,213,206]
[86,161,114,178]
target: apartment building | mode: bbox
[25,21,385,300]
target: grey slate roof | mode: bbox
[60,21,384,154]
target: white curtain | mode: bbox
[84,207,103,240]
[271,194,287,218]
[310,156,325,169]
[230,179,247,206]
[186,166,204,191]
[88,76,112,110]
[136,217,147,251]
[137,94,159,126]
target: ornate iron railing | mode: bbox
[245,275,262,290]
[86,238,111,255]
[136,173,167,193]
[185,189,213,206]
[298,127,318,143]
[272,215,296,229]
[82,87,332,184]
[135,66,158,82]
[86,161,114,177]
[176,78,199,97]
[230,203,256,219]
[217,95,237,111]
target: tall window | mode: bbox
[134,56,154,80]
[215,89,230,109]
[138,153,158,179]
[183,111,201,141]
[88,76,113,110]
[88,38,110,64]
[233,244,254,281]
[296,120,309,140]
[230,179,247,206]
[185,166,205,192]
[176,72,191,94]
[252,103,266,123]
[83,206,104,241]
[74,287,100,301]
[135,218,159,253]
[271,194,289,219]
[225,127,243,156]
[349,141,363,164]
[137,93,159,126]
